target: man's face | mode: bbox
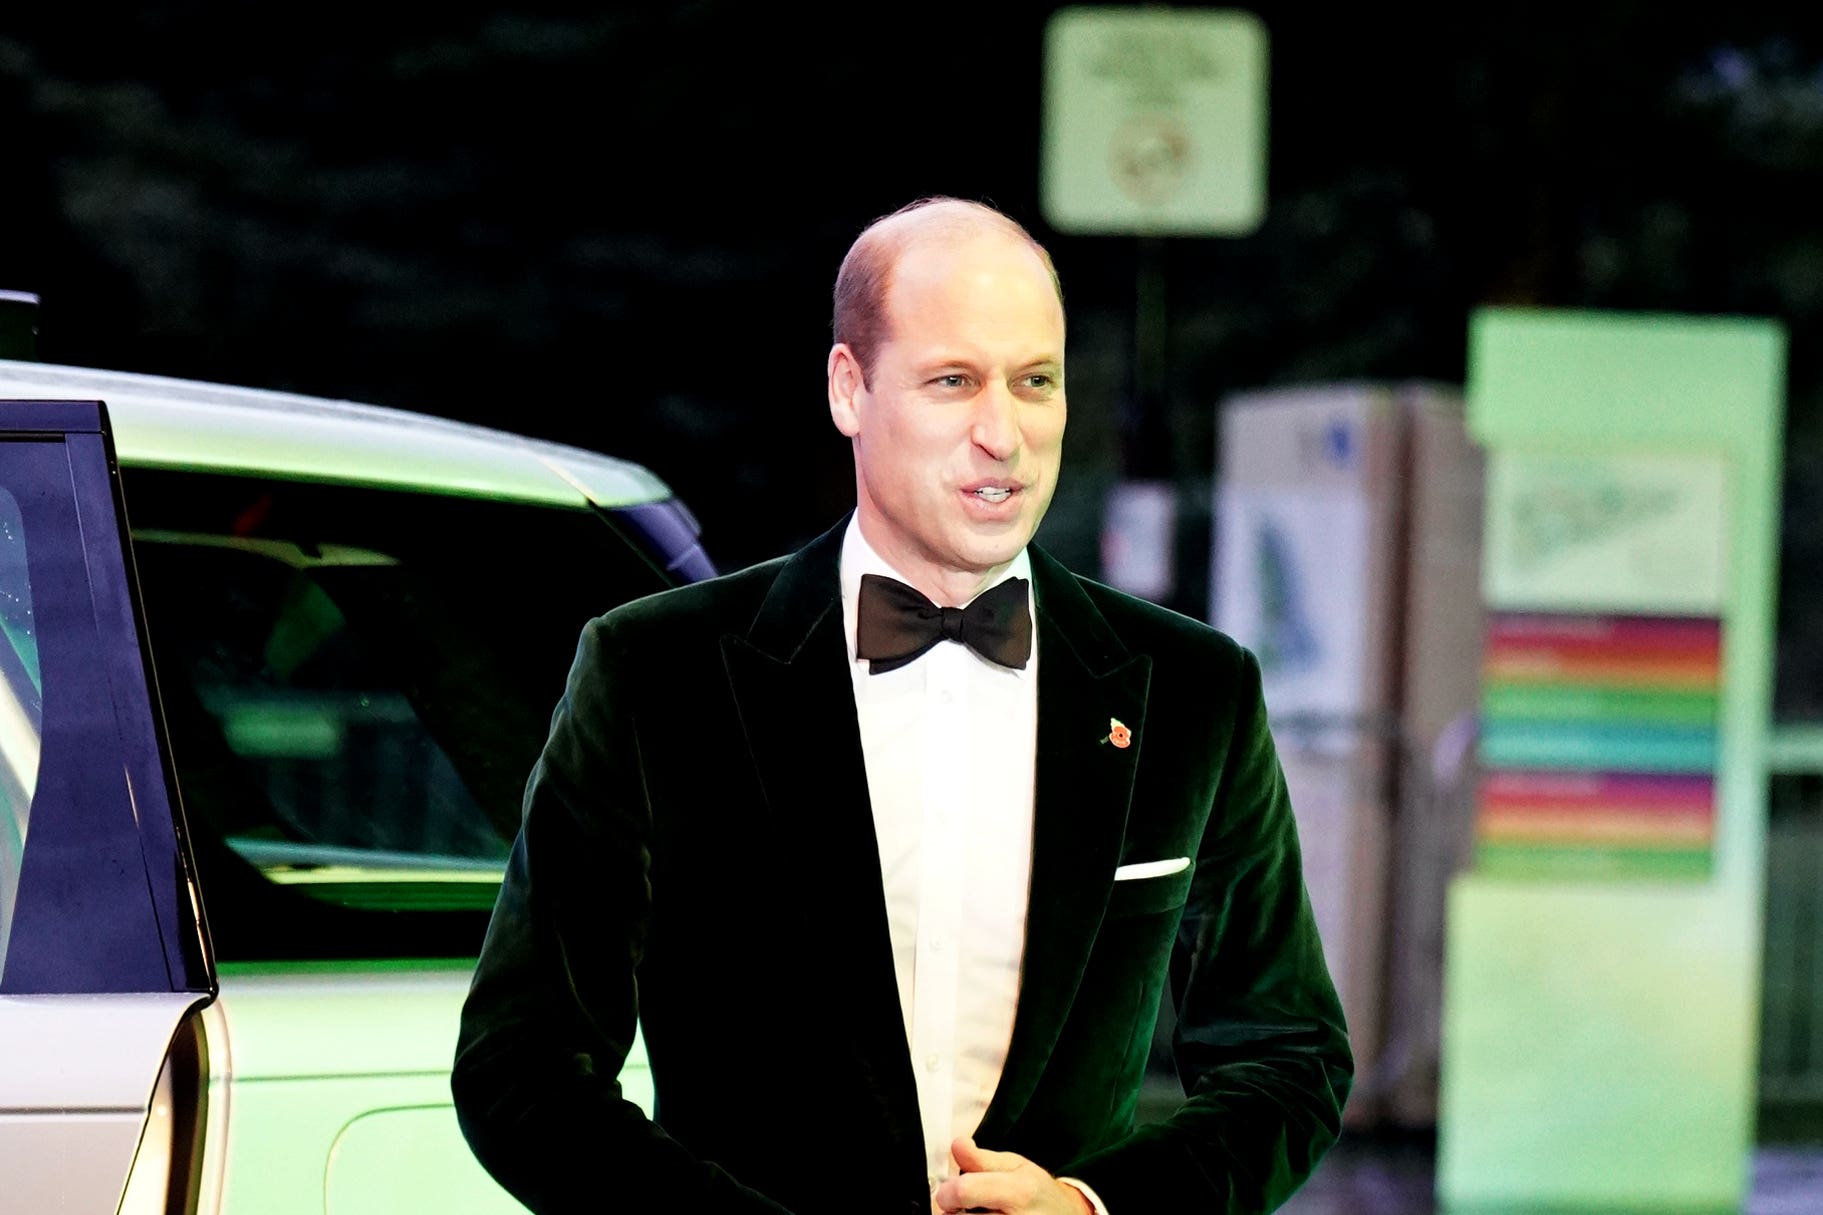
[828,231,1066,600]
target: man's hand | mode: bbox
[931,1137,1094,1215]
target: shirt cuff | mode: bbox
[1057,1176,1109,1215]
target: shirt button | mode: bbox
[930,937,944,953]
[938,689,954,705]
[925,1052,941,1072]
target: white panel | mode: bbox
[0,993,200,1108]
[0,993,200,1215]
[0,1111,148,1212]
[1484,449,1730,614]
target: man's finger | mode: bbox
[952,1134,1031,1175]
[933,1168,1030,1213]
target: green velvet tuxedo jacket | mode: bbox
[453,519,1351,1215]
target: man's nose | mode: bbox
[969,383,1020,461]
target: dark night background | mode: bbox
[3,2,1821,713]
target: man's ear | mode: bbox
[827,343,864,438]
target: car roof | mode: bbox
[0,359,672,509]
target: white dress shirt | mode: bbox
[839,518,1108,1215]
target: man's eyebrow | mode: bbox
[909,354,1063,376]
[913,355,982,375]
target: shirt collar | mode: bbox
[838,514,1034,669]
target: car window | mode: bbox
[0,431,204,995]
[0,485,41,975]
[140,541,511,898]
[121,468,682,962]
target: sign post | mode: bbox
[1042,7,1268,604]
[1439,309,1785,1211]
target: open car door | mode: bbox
[0,400,214,1212]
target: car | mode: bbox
[0,359,704,1214]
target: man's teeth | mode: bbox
[974,487,1012,502]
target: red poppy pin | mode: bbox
[1102,717,1132,749]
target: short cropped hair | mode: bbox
[831,197,1063,387]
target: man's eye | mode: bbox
[1022,374,1054,390]
[935,374,969,389]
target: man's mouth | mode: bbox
[972,486,1013,504]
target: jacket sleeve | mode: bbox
[1064,645,1354,1213]
[451,615,797,1214]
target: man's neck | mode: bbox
[852,514,1017,607]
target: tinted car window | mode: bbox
[120,468,679,962]
[0,485,42,974]
[0,433,204,994]
[140,542,510,904]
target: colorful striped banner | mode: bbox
[1483,613,1722,689]
[1480,770,1714,812]
[1474,842,1712,881]
[1485,613,1723,654]
[1480,721,1717,772]
[1481,684,1716,726]
[1484,654,1719,690]
[1478,810,1711,845]
[1476,612,1720,880]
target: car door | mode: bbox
[0,400,214,1212]
[113,461,673,1215]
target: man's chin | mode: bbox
[950,526,1034,571]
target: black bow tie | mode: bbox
[856,574,1032,675]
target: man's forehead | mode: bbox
[885,232,1062,324]
[891,224,1041,282]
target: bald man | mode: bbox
[453,199,1351,1215]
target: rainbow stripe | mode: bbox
[1476,613,1720,879]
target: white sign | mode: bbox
[1100,479,1177,601]
[1215,486,1371,724]
[1042,7,1268,236]
[1483,450,1731,615]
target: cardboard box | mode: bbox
[1212,382,1483,1128]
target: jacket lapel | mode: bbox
[719,519,925,1178]
[976,545,1151,1143]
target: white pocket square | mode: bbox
[1113,857,1190,881]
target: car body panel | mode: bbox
[209,968,496,1081]
[0,994,203,1106]
[0,992,205,1212]
[326,1107,530,1215]
[215,1076,455,1215]
[0,359,671,508]
[201,969,653,1215]
[4,1111,154,1212]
